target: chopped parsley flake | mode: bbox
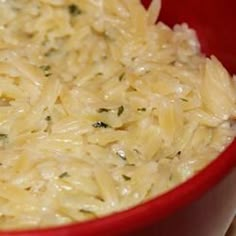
[44,48,57,57]
[97,108,111,113]
[122,174,131,181]
[127,163,135,167]
[79,209,94,214]
[116,150,126,161]
[118,72,125,81]
[25,187,32,191]
[92,121,110,128]
[59,172,70,178]
[0,134,8,140]
[40,65,52,77]
[45,116,51,121]
[40,65,50,71]
[68,4,82,16]
[117,105,124,116]
[180,98,188,102]
[137,108,146,112]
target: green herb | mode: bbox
[45,116,51,121]
[97,108,111,113]
[24,187,32,191]
[40,65,52,77]
[0,134,8,140]
[127,163,135,167]
[137,108,146,112]
[118,72,125,81]
[92,121,110,128]
[59,172,70,178]
[68,4,82,16]
[116,150,126,161]
[40,65,50,71]
[122,174,131,181]
[117,105,124,116]
[180,98,188,102]
[79,209,94,214]
[95,196,105,202]
[0,134,8,145]
[44,48,57,57]
[96,72,103,76]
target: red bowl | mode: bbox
[1,1,236,235]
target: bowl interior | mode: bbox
[142,0,236,73]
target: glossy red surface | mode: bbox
[1,1,236,235]
[143,0,236,73]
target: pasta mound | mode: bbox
[0,0,235,229]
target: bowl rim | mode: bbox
[1,0,236,234]
[1,139,235,236]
